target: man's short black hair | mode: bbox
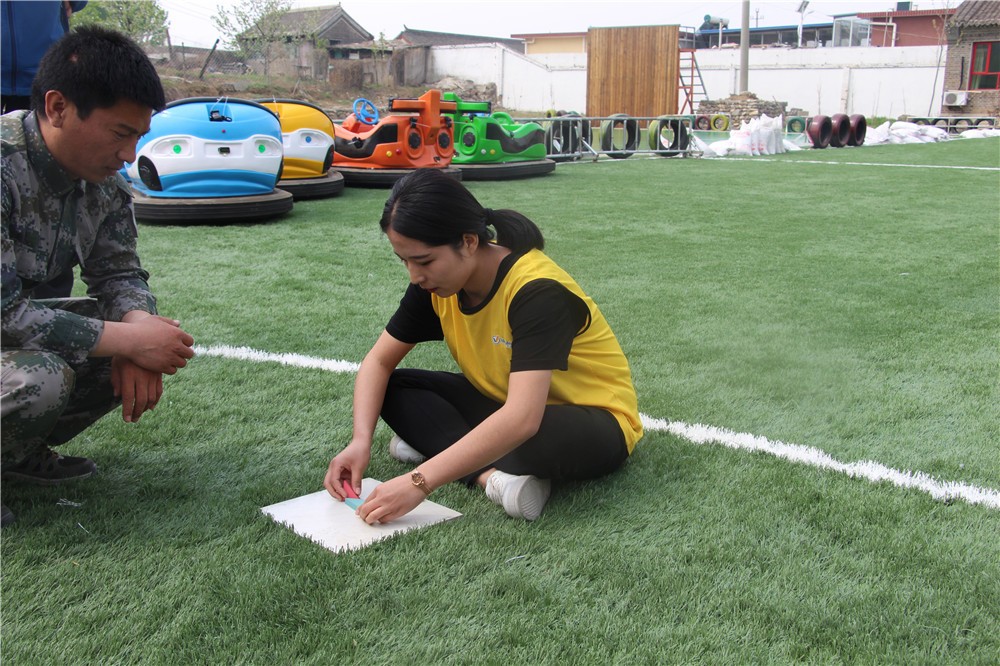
[31,25,166,118]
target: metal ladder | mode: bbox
[677,48,708,115]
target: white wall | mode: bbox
[428,44,587,113]
[426,43,946,118]
[695,45,947,118]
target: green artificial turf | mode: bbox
[2,139,998,663]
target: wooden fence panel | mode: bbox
[586,26,679,117]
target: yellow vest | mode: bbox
[432,249,643,452]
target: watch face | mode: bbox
[411,471,429,493]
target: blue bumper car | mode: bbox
[125,97,293,222]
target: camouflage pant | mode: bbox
[1,298,118,466]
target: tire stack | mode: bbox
[646,116,691,157]
[599,114,640,159]
[544,110,590,162]
[907,117,996,133]
[805,113,867,148]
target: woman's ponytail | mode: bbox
[486,208,544,253]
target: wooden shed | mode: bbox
[586,25,680,118]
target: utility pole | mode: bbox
[739,0,750,92]
[797,1,810,48]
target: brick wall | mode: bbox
[942,25,1000,118]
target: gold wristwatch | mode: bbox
[411,470,432,495]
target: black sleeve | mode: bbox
[509,279,590,372]
[385,283,443,343]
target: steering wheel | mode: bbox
[352,98,379,125]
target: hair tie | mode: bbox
[482,209,496,240]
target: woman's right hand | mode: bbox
[323,440,372,501]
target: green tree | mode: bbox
[74,0,168,46]
[212,0,292,79]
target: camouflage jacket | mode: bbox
[1,110,157,365]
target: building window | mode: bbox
[970,41,1000,89]
[833,18,871,47]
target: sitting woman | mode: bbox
[324,168,642,522]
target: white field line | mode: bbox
[195,344,1000,511]
[727,157,1000,171]
[195,344,360,374]
[641,416,999,510]
[553,153,999,172]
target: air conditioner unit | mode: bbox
[943,90,969,106]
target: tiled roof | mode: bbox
[266,4,372,41]
[510,32,588,39]
[395,28,524,52]
[278,6,340,32]
[951,0,1000,26]
[856,8,955,19]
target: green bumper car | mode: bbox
[442,93,554,180]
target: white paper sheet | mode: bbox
[261,479,462,553]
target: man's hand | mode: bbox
[126,315,195,373]
[111,356,163,423]
[96,314,195,374]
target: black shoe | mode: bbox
[1,448,97,485]
[1,504,14,528]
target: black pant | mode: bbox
[380,368,629,486]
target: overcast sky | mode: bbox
[156,0,960,48]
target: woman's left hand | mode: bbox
[356,474,428,524]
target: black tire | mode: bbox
[599,113,639,159]
[695,115,711,131]
[277,170,345,200]
[953,118,972,132]
[544,112,587,162]
[932,118,949,129]
[457,159,556,181]
[572,112,593,146]
[830,113,851,147]
[333,165,462,188]
[975,118,995,129]
[132,188,294,224]
[647,116,690,157]
[807,115,832,149]
[847,114,867,146]
[543,125,570,160]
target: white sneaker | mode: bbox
[485,470,551,521]
[388,434,427,464]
